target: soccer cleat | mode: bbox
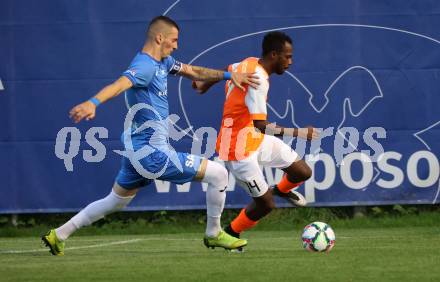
[41,229,65,256]
[272,185,307,207]
[203,230,247,250]
[223,225,246,253]
[224,224,240,238]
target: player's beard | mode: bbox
[275,59,288,75]
[275,66,286,75]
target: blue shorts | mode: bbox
[115,149,203,189]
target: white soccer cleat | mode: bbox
[288,190,307,207]
[272,186,307,207]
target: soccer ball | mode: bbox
[301,222,335,252]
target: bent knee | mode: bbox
[215,166,229,187]
[289,161,312,181]
[204,161,229,188]
[301,165,312,181]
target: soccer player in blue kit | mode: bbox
[42,16,258,255]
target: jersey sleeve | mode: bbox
[164,56,183,75]
[122,58,155,87]
[245,67,269,120]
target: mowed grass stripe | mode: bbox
[1,228,439,282]
[1,227,439,254]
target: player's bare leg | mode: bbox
[224,160,311,239]
[245,190,276,221]
[224,190,275,238]
[272,159,311,206]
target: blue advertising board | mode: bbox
[0,0,439,213]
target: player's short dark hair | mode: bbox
[262,31,292,56]
[148,15,180,31]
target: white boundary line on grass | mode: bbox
[0,237,202,254]
[2,234,438,254]
[0,238,143,254]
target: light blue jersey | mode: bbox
[122,52,180,149]
[116,52,202,189]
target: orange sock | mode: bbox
[277,174,304,193]
[230,209,258,234]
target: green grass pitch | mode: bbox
[1,227,439,282]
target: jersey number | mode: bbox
[245,180,261,194]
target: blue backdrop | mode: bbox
[1,0,439,213]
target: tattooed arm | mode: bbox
[178,64,259,91]
[179,64,224,81]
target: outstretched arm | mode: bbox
[191,80,217,94]
[190,67,228,94]
[178,64,258,92]
[69,76,133,123]
[253,120,320,140]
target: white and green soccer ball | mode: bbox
[301,222,335,252]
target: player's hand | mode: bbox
[297,127,320,140]
[192,80,212,94]
[69,101,96,123]
[230,72,259,91]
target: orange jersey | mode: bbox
[216,57,270,161]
